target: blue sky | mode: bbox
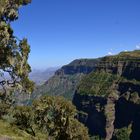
[12,0,140,69]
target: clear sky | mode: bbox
[12,0,140,69]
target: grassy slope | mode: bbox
[0,120,47,140]
[0,120,33,140]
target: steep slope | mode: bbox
[73,50,140,140]
[31,59,100,101]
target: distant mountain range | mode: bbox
[29,67,59,85]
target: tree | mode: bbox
[12,106,35,136]
[33,96,90,140]
[0,0,34,104]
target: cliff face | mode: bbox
[31,59,100,100]
[73,50,140,140]
[98,51,140,81]
[56,59,100,75]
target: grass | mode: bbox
[102,50,140,62]
[0,120,48,140]
[0,119,33,140]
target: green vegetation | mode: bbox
[0,0,34,104]
[68,58,101,67]
[113,127,131,140]
[78,71,119,96]
[0,0,35,138]
[0,2,30,139]
[0,119,42,140]
[117,50,140,58]
[32,73,85,101]
[12,106,35,136]
[32,96,89,140]
[0,96,89,139]
[102,50,140,63]
[0,1,36,138]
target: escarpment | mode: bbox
[31,59,100,100]
[73,50,140,140]
[98,51,140,81]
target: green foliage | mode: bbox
[0,0,34,104]
[33,96,89,140]
[12,106,35,136]
[113,127,131,140]
[66,118,89,140]
[32,73,84,102]
[0,119,32,140]
[0,0,34,130]
[129,92,140,104]
[78,71,119,96]
[102,50,140,64]
[0,102,10,118]
[7,105,48,139]
[0,96,89,139]
[0,119,47,140]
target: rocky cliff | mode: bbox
[31,59,100,101]
[73,50,140,140]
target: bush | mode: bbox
[0,102,10,118]
[12,106,35,136]
[32,96,90,140]
[113,127,131,140]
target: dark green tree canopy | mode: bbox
[32,96,90,140]
[0,0,34,101]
